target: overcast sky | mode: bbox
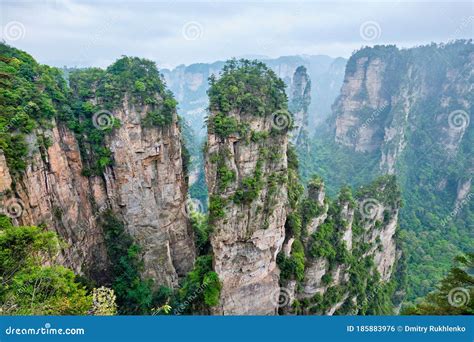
[0,0,472,69]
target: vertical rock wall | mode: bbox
[205,111,289,314]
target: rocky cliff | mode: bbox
[289,66,311,146]
[1,44,403,315]
[95,95,195,287]
[204,60,290,314]
[332,41,472,174]
[0,120,109,280]
[313,40,472,299]
[279,175,403,315]
[0,45,195,288]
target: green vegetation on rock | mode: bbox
[100,211,155,315]
[68,56,176,175]
[0,44,70,176]
[208,59,287,117]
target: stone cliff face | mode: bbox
[332,42,472,174]
[99,97,195,286]
[333,55,389,153]
[280,176,402,315]
[204,61,290,314]
[0,53,195,288]
[325,41,472,299]
[289,66,311,145]
[205,121,288,314]
[0,122,109,280]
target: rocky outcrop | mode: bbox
[205,116,289,314]
[0,53,195,288]
[288,176,402,315]
[205,62,290,314]
[206,127,288,314]
[332,42,473,172]
[101,98,195,286]
[0,123,109,281]
[326,41,472,300]
[289,66,311,145]
[333,55,391,153]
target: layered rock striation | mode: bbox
[205,60,290,314]
[289,66,311,145]
[325,41,472,299]
[279,175,402,315]
[0,46,194,287]
[332,41,472,174]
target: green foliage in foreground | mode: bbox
[174,255,222,313]
[0,216,92,315]
[401,253,474,315]
[91,286,118,316]
[100,211,156,315]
